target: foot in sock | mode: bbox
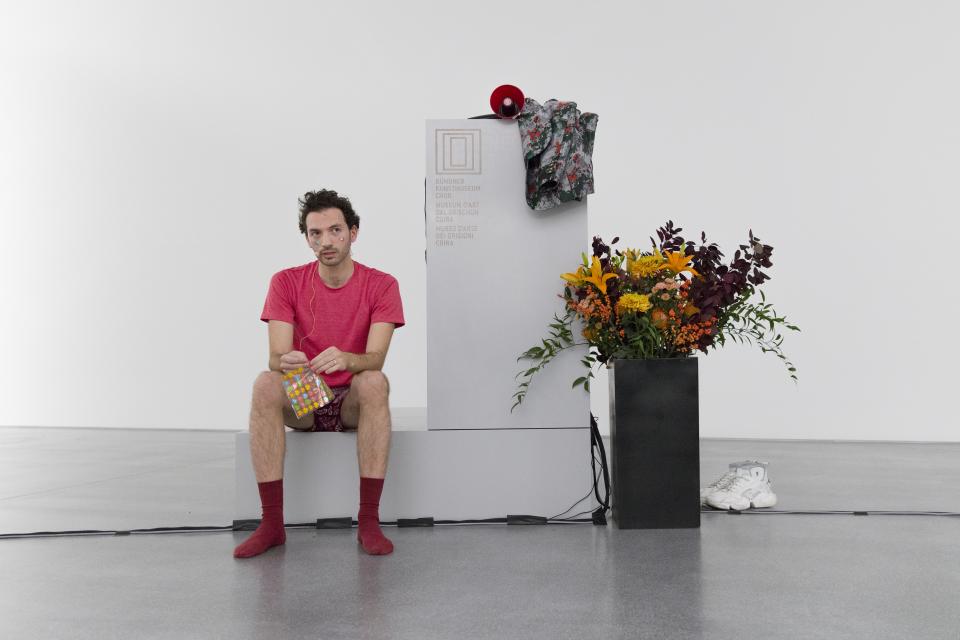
[233,518,286,558]
[357,476,393,555]
[358,514,394,555]
[234,478,286,558]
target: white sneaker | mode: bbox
[706,462,777,510]
[699,460,759,506]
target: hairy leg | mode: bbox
[234,371,312,559]
[340,371,392,478]
[341,371,394,555]
[249,371,313,482]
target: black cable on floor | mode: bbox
[3,509,957,540]
[548,453,603,521]
[0,517,598,540]
[0,526,231,540]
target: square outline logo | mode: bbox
[436,129,482,175]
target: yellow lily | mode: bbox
[561,256,617,294]
[561,252,592,285]
[659,250,700,277]
[584,256,618,293]
[561,269,585,286]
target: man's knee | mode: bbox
[252,371,285,406]
[350,370,390,402]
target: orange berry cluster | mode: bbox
[673,318,716,352]
[568,291,612,326]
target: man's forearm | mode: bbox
[267,350,384,374]
[268,354,284,372]
[347,351,386,373]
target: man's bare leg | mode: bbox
[249,371,313,480]
[234,371,312,558]
[342,371,392,478]
[341,371,394,555]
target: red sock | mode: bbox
[233,479,286,558]
[357,477,393,555]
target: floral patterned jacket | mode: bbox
[516,98,598,211]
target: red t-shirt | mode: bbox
[260,260,405,387]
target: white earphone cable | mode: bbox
[298,259,320,354]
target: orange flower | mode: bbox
[660,250,700,277]
[582,256,617,294]
[651,309,669,329]
[673,320,714,351]
[561,256,617,294]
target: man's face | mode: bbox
[305,208,358,268]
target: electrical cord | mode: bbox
[556,508,598,521]
[0,525,238,540]
[7,507,960,540]
[548,488,595,521]
[3,509,957,541]
[0,518,597,541]
[546,412,613,523]
[549,453,604,521]
[590,413,611,521]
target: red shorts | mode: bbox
[311,385,353,432]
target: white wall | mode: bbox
[1,1,957,440]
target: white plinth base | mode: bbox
[234,422,595,522]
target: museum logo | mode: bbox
[435,129,481,175]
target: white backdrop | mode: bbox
[1,1,957,441]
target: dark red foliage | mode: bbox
[650,222,775,348]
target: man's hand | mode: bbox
[279,351,309,372]
[310,347,353,375]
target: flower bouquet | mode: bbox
[512,221,799,410]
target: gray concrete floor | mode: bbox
[1,426,959,639]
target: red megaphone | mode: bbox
[490,84,525,119]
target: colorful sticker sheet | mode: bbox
[281,367,334,419]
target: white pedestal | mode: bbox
[425,119,589,430]
[234,417,595,522]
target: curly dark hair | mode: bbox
[298,189,360,235]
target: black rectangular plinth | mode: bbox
[609,358,700,529]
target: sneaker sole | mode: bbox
[706,492,778,510]
[750,492,777,508]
